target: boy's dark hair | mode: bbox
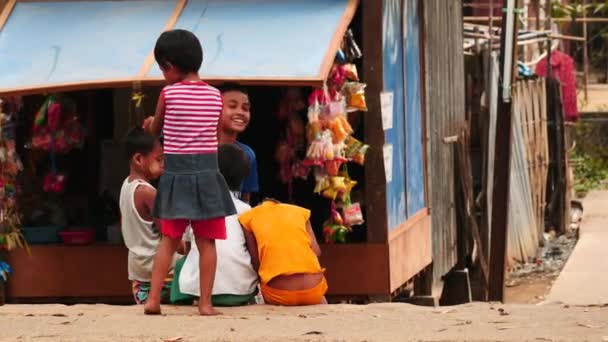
[125,127,156,160]
[154,29,203,73]
[218,144,250,192]
[218,82,249,96]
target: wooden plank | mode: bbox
[0,76,325,96]
[7,245,132,299]
[539,78,549,233]
[388,208,429,241]
[388,215,432,292]
[0,0,15,33]
[362,0,388,243]
[321,244,390,295]
[489,0,521,302]
[456,127,489,285]
[136,0,187,78]
[532,80,544,233]
[318,0,360,80]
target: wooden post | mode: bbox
[362,0,388,243]
[488,0,521,302]
[582,0,589,101]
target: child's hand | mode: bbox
[142,117,155,133]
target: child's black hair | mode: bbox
[154,29,203,73]
[218,82,249,96]
[218,144,250,192]
[125,127,157,160]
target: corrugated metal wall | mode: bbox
[423,0,466,283]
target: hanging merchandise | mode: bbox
[32,95,84,153]
[300,29,369,243]
[343,82,368,112]
[0,98,27,252]
[342,29,363,63]
[31,95,82,193]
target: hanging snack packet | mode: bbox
[344,136,370,165]
[343,202,364,226]
[343,82,368,112]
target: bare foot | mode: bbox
[198,304,222,316]
[144,302,162,315]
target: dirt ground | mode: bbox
[505,278,553,304]
[1,302,607,342]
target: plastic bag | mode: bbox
[343,202,364,226]
[344,136,370,165]
[343,82,368,112]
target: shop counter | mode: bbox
[6,212,430,301]
[6,244,132,303]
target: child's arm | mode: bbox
[306,221,322,257]
[134,185,157,222]
[143,92,166,137]
[242,228,260,272]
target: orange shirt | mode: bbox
[238,201,323,284]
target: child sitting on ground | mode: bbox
[175,144,259,306]
[239,199,327,306]
[119,128,185,305]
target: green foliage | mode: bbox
[571,121,608,197]
[551,0,608,19]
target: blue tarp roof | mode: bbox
[0,0,179,94]
[0,0,356,95]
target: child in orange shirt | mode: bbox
[238,200,327,306]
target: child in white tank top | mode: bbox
[119,128,185,304]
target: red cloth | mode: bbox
[536,51,579,122]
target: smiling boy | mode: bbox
[218,83,259,203]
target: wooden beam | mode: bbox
[361,0,388,243]
[136,0,187,78]
[0,0,15,33]
[488,0,522,303]
[0,76,326,96]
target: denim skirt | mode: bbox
[153,153,236,220]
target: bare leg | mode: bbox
[143,236,181,315]
[195,237,221,316]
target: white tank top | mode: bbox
[119,178,164,282]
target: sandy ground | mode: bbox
[1,303,607,342]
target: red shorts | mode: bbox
[160,217,226,240]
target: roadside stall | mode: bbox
[0,0,433,302]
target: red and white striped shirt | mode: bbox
[161,81,223,154]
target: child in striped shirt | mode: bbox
[143,29,235,316]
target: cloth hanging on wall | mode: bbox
[535,51,579,122]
